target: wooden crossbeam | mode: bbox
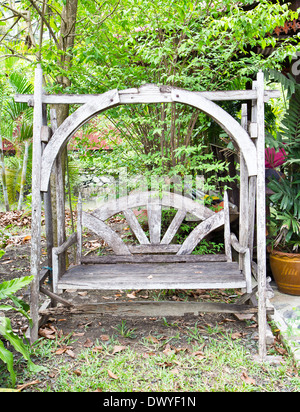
[39,300,274,317]
[15,88,280,106]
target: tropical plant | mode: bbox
[267,80,300,253]
[0,275,43,387]
[0,70,34,210]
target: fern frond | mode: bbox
[264,69,297,98]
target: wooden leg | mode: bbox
[30,65,44,344]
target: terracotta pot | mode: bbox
[269,249,300,296]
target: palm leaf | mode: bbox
[0,276,33,300]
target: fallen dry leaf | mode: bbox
[231,332,242,340]
[66,349,75,358]
[78,291,88,296]
[16,380,40,391]
[84,338,93,348]
[142,352,156,358]
[126,293,137,299]
[92,346,103,353]
[140,294,149,299]
[145,335,159,343]
[234,313,255,321]
[39,325,58,340]
[241,372,256,385]
[100,334,110,341]
[192,350,205,360]
[55,347,66,355]
[162,344,174,355]
[112,345,127,355]
[107,370,119,380]
[55,345,74,357]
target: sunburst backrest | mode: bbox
[77,191,231,260]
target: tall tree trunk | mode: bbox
[51,0,78,248]
[56,0,78,126]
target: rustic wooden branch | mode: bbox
[40,286,73,307]
[53,232,77,255]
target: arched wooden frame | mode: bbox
[80,191,226,256]
[40,85,257,192]
[25,66,274,361]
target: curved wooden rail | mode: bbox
[40,85,257,192]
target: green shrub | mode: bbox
[0,275,44,387]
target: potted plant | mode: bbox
[266,86,300,296]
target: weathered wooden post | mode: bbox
[239,104,249,270]
[30,64,44,343]
[256,70,267,360]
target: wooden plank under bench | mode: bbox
[57,261,246,291]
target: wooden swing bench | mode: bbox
[50,190,255,316]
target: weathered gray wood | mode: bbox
[76,193,83,264]
[248,176,256,261]
[177,211,225,255]
[123,209,150,245]
[171,89,257,177]
[42,186,54,296]
[161,209,186,245]
[230,233,252,292]
[147,202,161,244]
[230,233,247,254]
[15,88,280,106]
[40,125,52,143]
[30,64,44,343]
[81,254,227,264]
[249,80,258,263]
[239,104,249,270]
[93,191,214,222]
[256,70,267,360]
[249,122,258,138]
[243,248,252,294]
[39,300,274,318]
[56,151,66,276]
[39,86,263,192]
[53,232,77,255]
[40,286,73,307]
[82,212,131,255]
[39,267,51,284]
[129,244,180,254]
[24,76,280,349]
[52,246,59,294]
[58,261,245,291]
[223,191,232,262]
[40,89,121,192]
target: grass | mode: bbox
[1,324,299,392]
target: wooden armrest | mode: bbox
[53,232,77,255]
[230,233,247,254]
[230,233,252,293]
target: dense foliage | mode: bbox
[0,0,299,199]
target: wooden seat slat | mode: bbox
[58,261,245,291]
